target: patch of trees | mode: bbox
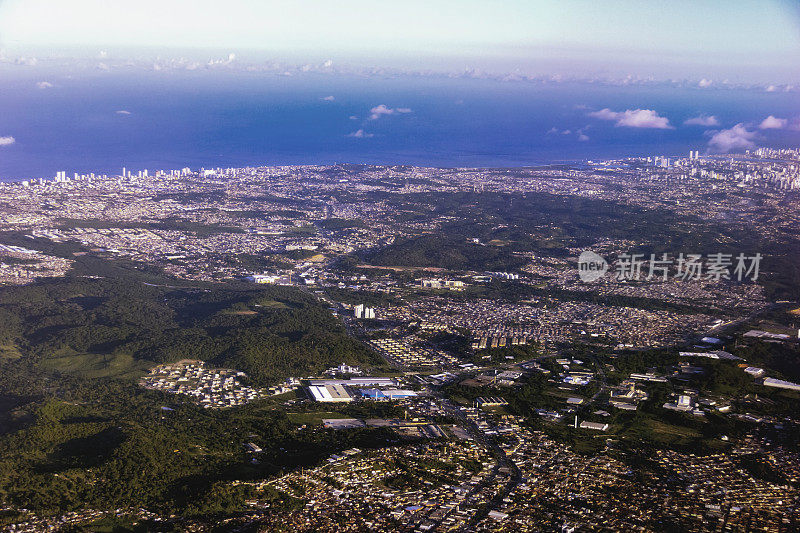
[0,274,381,385]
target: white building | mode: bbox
[744,367,765,377]
[664,394,694,411]
[762,377,800,391]
[579,421,609,431]
[353,304,376,319]
[307,384,353,402]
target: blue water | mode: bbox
[0,68,798,180]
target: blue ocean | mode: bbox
[0,68,798,181]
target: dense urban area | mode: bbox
[0,149,799,531]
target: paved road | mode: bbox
[690,301,794,344]
[434,397,522,531]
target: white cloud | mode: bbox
[347,129,373,138]
[321,95,335,101]
[369,104,393,119]
[698,78,713,88]
[0,136,16,146]
[116,110,131,115]
[587,108,619,121]
[706,123,758,153]
[588,108,673,129]
[36,81,54,89]
[14,56,37,66]
[684,115,719,127]
[348,115,358,120]
[578,133,590,142]
[762,84,794,92]
[758,115,787,129]
[369,104,412,120]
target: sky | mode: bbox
[1,0,799,83]
[0,0,799,178]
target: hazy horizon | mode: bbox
[1,0,799,84]
[1,1,799,180]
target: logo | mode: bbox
[577,250,608,282]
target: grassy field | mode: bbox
[0,344,21,360]
[287,411,349,426]
[644,419,702,441]
[615,417,712,449]
[39,352,153,380]
[83,517,148,532]
[221,309,259,316]
[252,298,290,309]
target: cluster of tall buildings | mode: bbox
[120,167,193,179]
[15,165,237,189]
[648,150,700,168]
[354,304,376,319]
[51,170,105,183]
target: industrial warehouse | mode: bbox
[306,378,419,403]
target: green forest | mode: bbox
[0,268,381,386]
[0,371,396,518]
[0,246,388,518]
